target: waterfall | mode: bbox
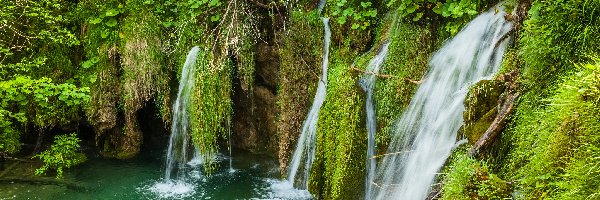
[165,46,200,181]
[286,17,331,189]
[149,46,200,198]
[373,7,512,200]
[360,42,390,200]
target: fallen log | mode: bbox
[469,91,519,157]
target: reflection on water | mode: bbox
[0,149,313,200]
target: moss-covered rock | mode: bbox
[276,10,323,174]
[308,49,366,200]
[441,149,511,200]
[374,16,436,152]
[461,80,505,144]
[79,0,171,158]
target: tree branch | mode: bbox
[350,66,396,78]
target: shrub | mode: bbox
[34,133,87,179]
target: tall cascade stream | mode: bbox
[373,7,513,200]
[271,1,330,198]
[360,42,390,200]
[287,16,331,190]
[150,46,201,198]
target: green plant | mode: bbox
[34,133,87,179]
[441,149,511,200]
[0,110,25,156]
[308,50,366,200]
[190,50,233,173]
[386,0,489,34]
[87,4,125,40]
[328,0,378,30]
[520,0,600,95]
[495,62,600,199]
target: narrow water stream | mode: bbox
[360,42,390,200]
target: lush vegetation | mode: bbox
[439,0,600,199]
[441,149,510,199]
[34,133,86,179]
[0,0,599,199]
[309,49,366,199]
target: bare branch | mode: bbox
[350,66,396,78]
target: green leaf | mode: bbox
[81,61,93,69]
[406,4,418,14]
[105,9,119,17]
[89,75,97,83]
[336,16,347,24]
[89,18,102,24]
[211,14,221,22]
[351,23,360,29]
[208,0,220,7]
[101,29,110,39]
[413,12,423,21]
[360,1,372,8]
[105,18,118,27]
[342,8,354,16]
[432,2,443,14]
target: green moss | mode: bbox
[121,0,171,124]
[461,80,505,144]
[520,0,600,95]
[493,63,600,199]
[237,34,255,94]
[441,148,511,200]
[277,10,324,173]
[189,49,233,174]
[374,19,434,151]
[309,49,366,200]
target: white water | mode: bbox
[150,46,200,198]
[360,42,390,200]
[374,7,513,200]
[286,17,331,190]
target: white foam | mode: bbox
[258,179,312,200]
[146,180,197,199]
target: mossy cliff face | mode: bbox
[80,0,170,159]
[277,10,324,173]
[231,7,280,155]
[308,49,366,200]
[374,18,436,152]
[441,149,511,200]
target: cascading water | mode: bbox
[149,46,200,198]
[373,7,513,200]
[360,42,390,200]
[265,2,330,198]
[287,16,331,189]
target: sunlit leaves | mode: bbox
[389,0,481,34]
[329,0,378,30]
[105,18,118,27]
[34,133,86,179]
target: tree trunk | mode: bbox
[31,126,46,157]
